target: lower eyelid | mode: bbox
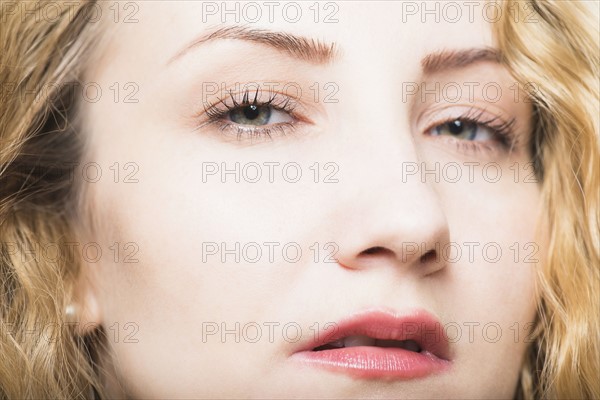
[455,140,497,153]
[425,132,507,156]
[209,120,300,142]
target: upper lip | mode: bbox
[294,308,451,361]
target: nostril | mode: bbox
[419,250,437,264]
[361,246,393,256]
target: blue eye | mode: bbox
[430,120,494,141]
[200,89,301,140]
[229,104,271,125]
[227,104,293,126]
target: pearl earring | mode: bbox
[65,304,77,322]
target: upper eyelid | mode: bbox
[202,82,305,100]
[205,87,300,105]
[203,92,298,116]
[416,104,513,128]
[199,89,311,125]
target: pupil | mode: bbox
[449,120,463,134]
[243,105,260,120]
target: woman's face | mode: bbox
[78,1,543,398]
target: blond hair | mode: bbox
[492,1,600,398]
[1,0,598,398]
[0,1,106,398]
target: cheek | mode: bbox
[431,167,541,396]
[438,161,541,319]
[86,155,336,397]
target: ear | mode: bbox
[69,265,103,336]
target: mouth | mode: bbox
[312,336,423,352]
[291,309,452,380]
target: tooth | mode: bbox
[402,340,421,352]
[343,335,377,347]
[328,338,345,348]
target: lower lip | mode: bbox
[292,346,451,379]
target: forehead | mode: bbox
[92,1,494,77]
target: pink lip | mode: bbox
[291,309,452,380]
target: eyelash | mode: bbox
[424,108,518,153]
[197,90,518,153]
[198,88,301,140]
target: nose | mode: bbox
[332,147,451,277]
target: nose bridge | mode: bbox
[330,123,450,274]
[321,51,449,274]
[340,151,448,250]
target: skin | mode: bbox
[73,1,544,398]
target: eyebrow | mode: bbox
[420,48,502,74]
[168,26,338,66]
[169,27,499,75]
